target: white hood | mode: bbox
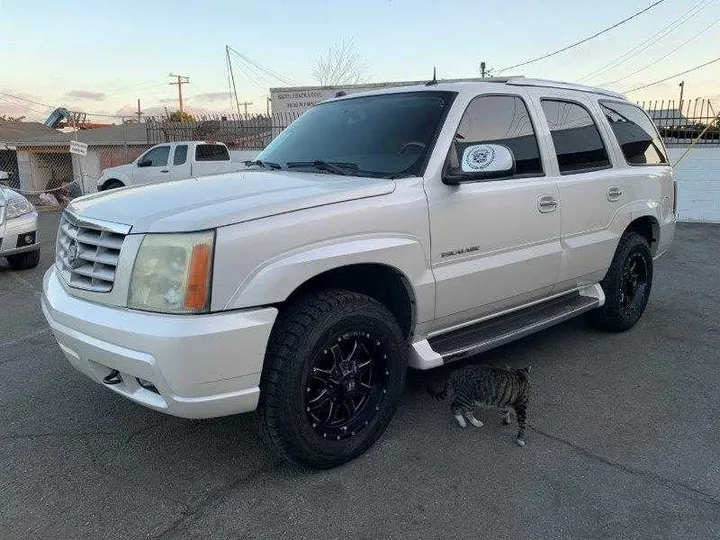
[69,170,395,233]
[99,164,132,179]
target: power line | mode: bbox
[497,0,666,73]
[623,56,720,93]
[234,61,272,91]
[0,91,54,110]
[0,90,129,119]
[579,0,713,83]
[226,46,300,86]
[600,15,720,87]
[0,95,49,115]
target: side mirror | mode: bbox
[443,144,516,185]
[137,159,151,168]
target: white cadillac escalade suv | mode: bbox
[42,78,675,468]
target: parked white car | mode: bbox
[96,141,246,191]
[0,171,40,269]
[42,78,675,468]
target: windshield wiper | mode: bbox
[286,160,359,176]
[244,159,282,170]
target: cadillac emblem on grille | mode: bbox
[66,239,81,269]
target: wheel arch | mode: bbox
[220,235,434,340]
[284,263,417,339]
[99,178,125,191]
[624,214,660,255]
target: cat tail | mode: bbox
[427,376,450,401]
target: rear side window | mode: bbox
[540,100,610,174]
[195,144,230,161]
[173,144,188,165]
[450,95,543,176]
[600,101,668,165]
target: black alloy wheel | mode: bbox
[619,251,650,317]
[305,332,390,441]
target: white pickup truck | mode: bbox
[96,141,245,191]
[44,78,675,468]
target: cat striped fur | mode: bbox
[428,365,530,446]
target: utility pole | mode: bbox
[678,80,685,112]
[239,101,253,120]
[136,99,143,123]
[266,96,271,117]
[480,61,487,78]
[226,46,242,117]
[169,73,190,113]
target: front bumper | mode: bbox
[0,212,40,256]
[41,267,278,418]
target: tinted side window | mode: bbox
[600,102,668,165]
[173,144,188,165]
[195,144,230,161]
[540,100,610,173]
[450,95,543,176]
[140,146,170,167]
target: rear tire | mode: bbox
[102,180,124,191]
[6,248,40,270]
[588,231,653,332]
[258,290,407,469]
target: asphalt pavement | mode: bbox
[1,212,719,540]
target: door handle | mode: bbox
[160,169,169,173]
[607,186,623,202]
[537,194,558,213]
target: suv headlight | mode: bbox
[5,194,34,219]
[128,231,215,314]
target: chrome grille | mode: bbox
[55,212,129,292]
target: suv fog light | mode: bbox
[16,231,36,247]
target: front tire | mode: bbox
[258,290,407,469]
[589,231,653,332]
[6,248,40,270]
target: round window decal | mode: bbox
[462,145,495,171]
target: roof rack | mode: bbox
[504,77,626,99]
[482,76,522,83]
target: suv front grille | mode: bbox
[55,212,129,292]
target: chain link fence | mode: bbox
[1,115,153,207]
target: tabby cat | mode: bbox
[428,365,531,446]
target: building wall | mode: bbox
[668,147,720,223]
[14,148,73,194]
[16,150,32,192]
[229,150,259,162]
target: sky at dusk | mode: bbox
[1,0,719,121]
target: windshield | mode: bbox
[257,91,455,178]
